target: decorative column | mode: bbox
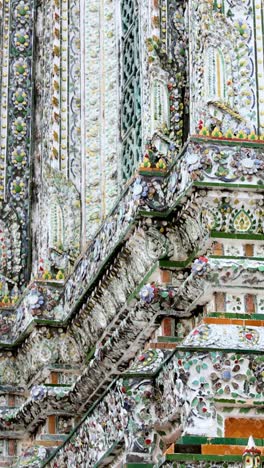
[0,0,35,286]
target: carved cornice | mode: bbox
[0,134,263,464]
[0,200,209,348]
[1,138,263,340]
[41,345,264,466]
[0,254,262,436]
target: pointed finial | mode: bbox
[249,436,256,450]
[242,436,261,468]
[243,436,261,455]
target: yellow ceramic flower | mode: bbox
[225,129,234,139]
[140,157,151,168]
[237,130,247,139]
[212,127,222,138]
[2,295,10,304]
[156,158,167,170]
[248,132,258,141]
[56,270,64,280]
[199,126,209,136]
[42,270,52,280]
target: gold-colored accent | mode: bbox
[216,53,221,98]
[207,100,244,121]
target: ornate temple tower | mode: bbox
[0,0,263,466]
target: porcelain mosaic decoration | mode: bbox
[0,0,263,466]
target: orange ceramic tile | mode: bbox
[229,319,244,325]
[204,317,231,325]
[202,445,264,456]
[50,371,58,385]
[245,294,256,314]
[48,415,56,435]
[202,445,242,456]
[165,444,175,454]
[245,319,263,326]
[203,317,264,327]
[213,242,224,256]
[225,418,264,439]
[244,244,254,257]
[162,317,174,336]
[146,342,178,350]
[160,269,172,283]
[8,440,16,457]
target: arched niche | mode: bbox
[151,79,170,134]
[49,203,64,250]
[205,46,226,101]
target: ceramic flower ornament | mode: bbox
[191,256,209,276]
[242,436,262,468]
[139,284,155,303]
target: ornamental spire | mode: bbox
[242,436,261,467]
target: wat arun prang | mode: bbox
[0,0,263,466]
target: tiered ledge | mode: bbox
[42,330,264,466]
[0,254,262,435]
[0,138,263,465]
[1,134,264,347]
